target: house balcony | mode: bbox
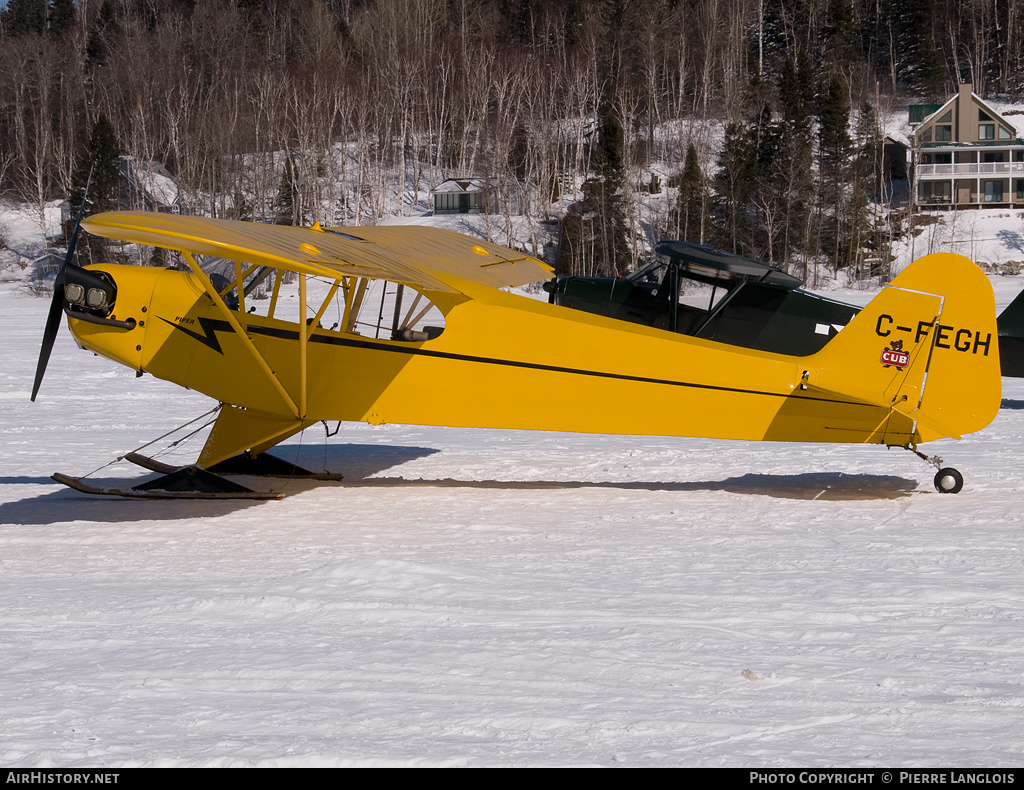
[917,161,1024,178]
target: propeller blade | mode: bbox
[30,270,68,402]
[30,164,94,402]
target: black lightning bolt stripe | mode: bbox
[161,316,232,354]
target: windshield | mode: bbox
[626,259,666,286]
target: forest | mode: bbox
[2,0,1023,279]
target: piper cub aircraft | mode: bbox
[32,211,1002,498]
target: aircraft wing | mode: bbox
[80,211,554,295]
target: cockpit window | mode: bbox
[677,278,730,314]
[196,256,445,341]
[628,257,731,316]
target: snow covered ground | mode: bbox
[2,274,1024,767]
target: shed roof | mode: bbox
[431,178,489,194]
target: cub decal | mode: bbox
[881,339,910,369]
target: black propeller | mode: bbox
[31,167,92,402]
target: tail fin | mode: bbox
[997,287,1024,378]
[808,253,1000,444]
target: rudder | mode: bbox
[807,253,1000,444]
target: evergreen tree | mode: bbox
[68,115,123,263]
[817,80,850,163]
[671,143,707,243]
[851,102,886,277]
[818,77,851,177]
[591,104,631,275]
[149,246,170,268]
[4,0,47,36]
[274,156,299,226]
[897,0,945,98]
[711,101,782,261]
[854,102,883,196]
[817,74,853,272]
[778,54,813,137]
[232,189,254,222]
[821,0,860,70]
[86,0,120,67]
[712,122,753,255]
[585,176,631,276]
[774,53,815,267]
[558,205,586,276]
[562,104,631,277]
[48,0,75,37]
[496,0,536,46]
[592,103,624,182]
[69,115,122,214]
[509,123,530,182]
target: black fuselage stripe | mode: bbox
[164,317,865,408]
[231,323,863,408]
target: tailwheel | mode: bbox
[896,445,965,494]
[933,467,964,494]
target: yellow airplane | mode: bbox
[33,211,1001,497]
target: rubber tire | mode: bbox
[934,467,964,494]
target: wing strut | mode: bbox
[181,251,302,419]
[299,274,307,418]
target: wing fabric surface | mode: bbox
[80,212,553,295]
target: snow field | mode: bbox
[1,280,1024,766]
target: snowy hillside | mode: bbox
[2,276,1024,766]
[5,182,1024,296]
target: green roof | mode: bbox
[909,103,944,124]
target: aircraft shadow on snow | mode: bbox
[340,472,917,500]
[0,443,917,525]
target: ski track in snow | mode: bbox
[1,280,1024,767]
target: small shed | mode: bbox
[431,178,493,214]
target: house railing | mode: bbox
[917,162,1024,177]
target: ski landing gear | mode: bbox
[51,467,286,500]
[52,451,342,500]
[903,446,965,494]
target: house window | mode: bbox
[999,126,1014,140]
[980,124,995,140]
[1017,180,1024,200]
[918,181,952,203]
[984,180,1004,202]
[935,125,952,141]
